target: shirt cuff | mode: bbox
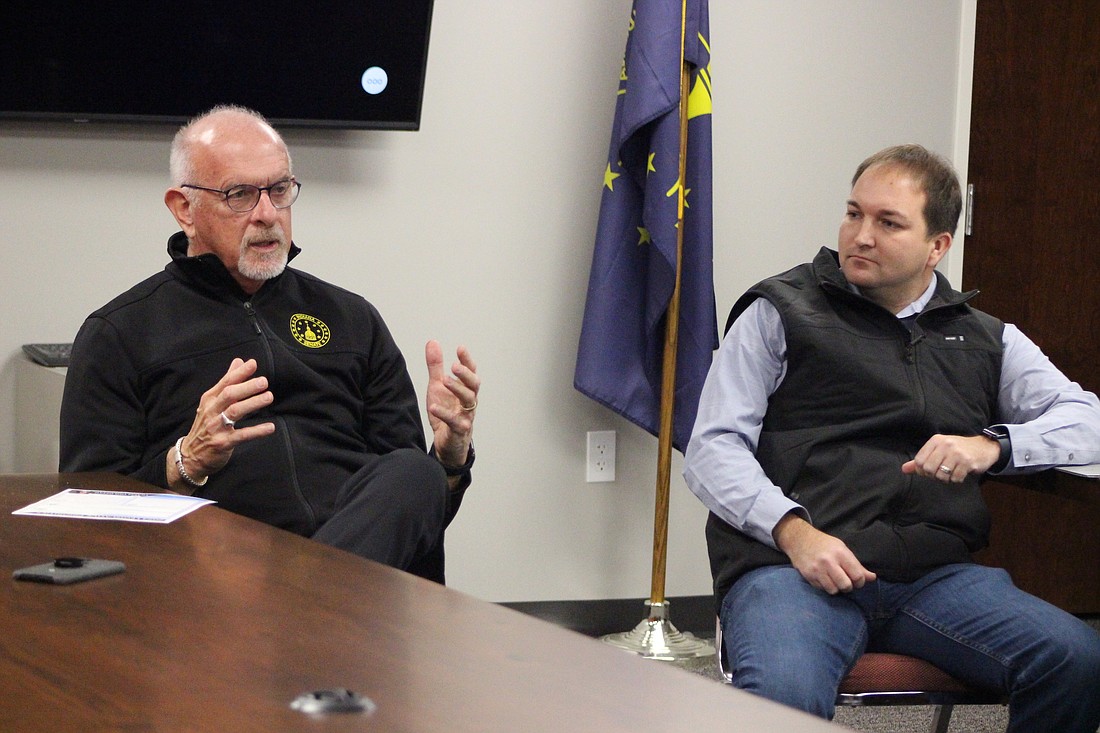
[745,493,810,550]
[430,442,475,478]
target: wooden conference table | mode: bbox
[0,473,842,732]
[979,467,1100,613]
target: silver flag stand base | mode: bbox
[600,601,715,660]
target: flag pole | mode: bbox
[601,0,714,660]
[650,55,691,612]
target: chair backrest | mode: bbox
[714,617,1006,733]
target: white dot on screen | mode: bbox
[361,67,389,95]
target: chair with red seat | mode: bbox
[715,619,1007,733]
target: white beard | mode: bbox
[237,226,290,281]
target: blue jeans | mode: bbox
[720,564,1100,732]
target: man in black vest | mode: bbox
[684,145,1100,732]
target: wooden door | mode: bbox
[964,0,1100,613]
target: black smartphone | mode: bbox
[13,558,126,585]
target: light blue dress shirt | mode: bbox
[684,275,1100,551]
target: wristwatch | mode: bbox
[981,426,1011,472]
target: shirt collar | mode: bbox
[895,275,939,318]
[850,273,938,319]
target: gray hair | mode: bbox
[169,104,292,189]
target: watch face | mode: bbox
[981,427,1011,471]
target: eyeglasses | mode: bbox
[181,178,301,212]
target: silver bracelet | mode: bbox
[174,436,208,488]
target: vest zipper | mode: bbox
[905,332,924,363]
[904,326,928,431]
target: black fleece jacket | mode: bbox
[61,232,466,538]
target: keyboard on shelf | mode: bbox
[22,343,73,368]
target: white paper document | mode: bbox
[13,489,215,523]
[1055,464,1100,479]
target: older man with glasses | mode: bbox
[60,105,479,583]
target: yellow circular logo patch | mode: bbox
[290,313,331,349]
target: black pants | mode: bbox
[311,448,449,583]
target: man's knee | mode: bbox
[326,448,448,536]
[360,448,447,521]
[316,449,447,569]
[725,629,841,719]
[720,567,860,719]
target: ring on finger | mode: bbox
[220,411,235,429]
[939,464,952,475]
[461,399,477,412]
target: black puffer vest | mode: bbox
[707,248,1004,606]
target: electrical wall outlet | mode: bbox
[586,430,616,482]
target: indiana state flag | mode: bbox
[574,0,717,453]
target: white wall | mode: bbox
[0,1,969,603]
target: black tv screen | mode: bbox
[0,1,434,130]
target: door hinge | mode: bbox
[965,183,974,236]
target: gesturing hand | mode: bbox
[901,433,1001,484]
[169,358,275,489]
[425,340,479,469]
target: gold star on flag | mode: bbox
[646,153,656,175]
[604,162,621,191]
[637,227,652,246]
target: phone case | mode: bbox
[13,558,126,585]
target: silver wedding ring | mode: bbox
[939,465,952,474]
[220,411,235,428]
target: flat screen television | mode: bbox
[0,2,435,130]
